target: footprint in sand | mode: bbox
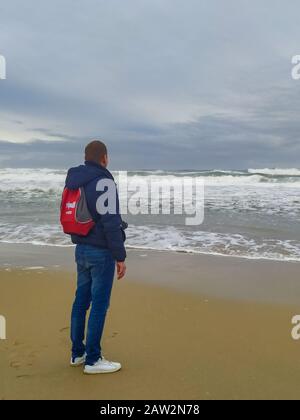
[59,327,70,333]
[13,340,24,347]
[8,342,44,371]
[10,361,21,369]
[107,332,119,340]
[58,328,70,346]
[28,351,39,362]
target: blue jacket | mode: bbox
[65,161,127,262]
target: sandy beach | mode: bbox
[1,245,300,400]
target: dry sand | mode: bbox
[1,268,300,400]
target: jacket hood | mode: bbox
[65,161,113,190]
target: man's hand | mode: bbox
[116,262,126,280]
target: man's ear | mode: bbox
[100,154,108,167]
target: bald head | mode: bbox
[85,140,108,167]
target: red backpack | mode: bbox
[60,187,95,236]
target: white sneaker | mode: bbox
[84,357,122,374]
[70,353,86,367]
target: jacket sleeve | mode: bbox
[97,184,127,262]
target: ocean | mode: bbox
[0,168,299,262]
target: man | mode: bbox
[65,140,127,374]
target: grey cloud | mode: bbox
[0,0,300,169]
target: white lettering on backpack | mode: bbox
[66,202,76,210]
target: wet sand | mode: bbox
[1,243,300,304]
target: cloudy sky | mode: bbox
[0,0,299,169]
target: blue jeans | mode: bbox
[71,244,115,366]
